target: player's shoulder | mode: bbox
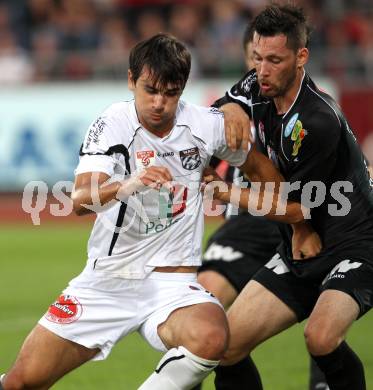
[303,76,342,134]
[101,100,136,124]
[82,100,137,153]
[176,100,224,138]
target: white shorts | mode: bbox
[39,271,221,360]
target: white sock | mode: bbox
[0,374,5,389]
[138,346,219,390]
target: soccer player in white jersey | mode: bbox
[1,33,319,390]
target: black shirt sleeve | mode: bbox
[212,70,258,119]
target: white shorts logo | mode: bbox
[265,253,290,275]
[323,259,362,284]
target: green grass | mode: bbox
[1,223,372,389]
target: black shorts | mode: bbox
[253,251,373,321]
[199,245,265,292]
[199,214,281,292]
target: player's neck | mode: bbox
[274,68,305,115]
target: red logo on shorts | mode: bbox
[45,294,83,324]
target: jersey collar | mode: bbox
[282,69,307,120]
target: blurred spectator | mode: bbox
[0,4,33,84]
[0,0,371,83]
[94,15,134,79]
[136,10,166,40]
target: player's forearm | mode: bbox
[71,181,121,216]
[216,183,304,223]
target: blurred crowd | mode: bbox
[0,0,372,85]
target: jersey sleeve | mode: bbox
[212,70,257,119]
[286,111,341,202]
[208,108,249,167]
[75,105,129,177]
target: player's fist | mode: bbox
[220,103,253,151]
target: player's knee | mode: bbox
[304,323,341,356]
[187,323,228,360]
[220,344,251,366]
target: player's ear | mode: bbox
[128,69,135,91]
[297,47,309,68]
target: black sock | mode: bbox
[214,356,263,390]
[311,342,365,390]
[309,357,329,390]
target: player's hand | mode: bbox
[138,166,173,189]
[202,168,230,202]
[202,167,223,186]
[291,221,322,260]
[220,103,253,151]
[117,166,172,201]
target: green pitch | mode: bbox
[1,224,372,389]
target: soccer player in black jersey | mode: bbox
[195,22,329,390]
[206,4,373,390]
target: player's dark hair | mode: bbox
[252,4,310,51]
[129,33,191,91]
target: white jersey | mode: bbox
[75,99,248,279]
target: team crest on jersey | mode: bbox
[291,120,307,156]
[284,113,299,137]
[136,150,155,168]
[179,147,201,170]
[45,294,83,324]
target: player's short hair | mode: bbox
[129,33,191,91]
[252,4,310,51]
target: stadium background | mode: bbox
[1,0,372,388]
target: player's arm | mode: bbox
[368,165,373,178]
[71,167,172,216]
[213,71,255,151]
[205,147,305,224]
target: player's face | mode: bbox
[128,67,183,136]
[252,32,305,98]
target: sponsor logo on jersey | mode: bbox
[241,72,257,93]
[258,121,266,145]
[144,216,182,234]
[179,147,201,170]
[291,120,307,156]
[322,259,362,284]
[136,150,155,168]
[85,116,106,148]
[284,113,299,137]
[45,294,83,324]
[157,151,174,158]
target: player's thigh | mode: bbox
[305,256,373,354]
[197,270,238,308]
[6,324,98,388]
[158,302,229,358]
[224,279,298,364]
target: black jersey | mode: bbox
[217,70,373,278]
